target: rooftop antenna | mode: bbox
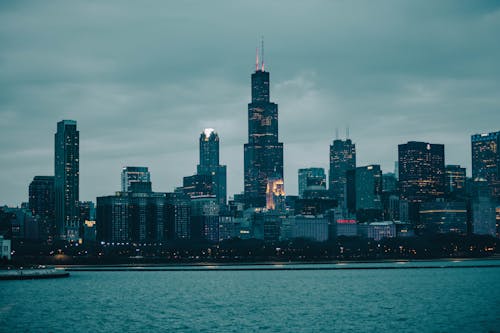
[346,126,350,139]
[255,46,259,72]
[261,36,265,72]
[335,128,339,140]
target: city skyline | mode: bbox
[1,1,500,205]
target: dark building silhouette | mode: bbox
[346,165,383,222]
[471,131,500,199]
[29,176,55,242]
[182,174,214,198]
[445,164,466,197]
[419,201,467,234]
[54,120,79,241]
[97,191,191,243]
[244,48,283,208]
[121,166,151,192]
[197,128,227,205]
[398,141,445,230]
[382,173,397,193]
[298,168,326,198]
[329,139,356,206]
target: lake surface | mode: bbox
[1,260,499,332]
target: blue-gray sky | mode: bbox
[1,1,500,205]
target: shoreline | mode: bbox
[54,257,500,272]
[0,267,69,280]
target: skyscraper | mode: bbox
[54,120,79,241]
[298,168,326,198]
[121,166,151,192]
[329,139,356,205]
[197,128,227,205]
[244,46,283,207]
[445,164,466,196]
[346,165,383,222]
[398,141,445,228]
[29,176,55,242]
[471,131,500,199]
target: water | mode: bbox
[1,261,499,332]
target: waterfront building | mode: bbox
[121,167,151,192]
[0,235,11,260]
[165,192,191,240]
[284,215,329,242]
[190,196,219,241]
[54,120,80,241]
[398,141,445,230]
[358,221,396,241]
[298,168,326,198]
[197,128,227,205]
[244,47,284,208]
[28,176,55,242]
[419,201,467,234]
[329,138,356,206]
[97,189,191,243]
[472,180,497,236]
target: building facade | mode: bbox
[471,131,500,199]
[54,120,80,241]
[298,168,326,198]
[197,128,227,205]
[244,53,284,208]
[121,166,151,192]
[29,175,55,242]
[419,201,467,234]
[398,141,445,229]
[445,165,466,196]
[329,139,356,206]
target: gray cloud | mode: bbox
[1,0,500,205]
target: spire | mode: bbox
[255,46,259,72]
[261,36,265,72]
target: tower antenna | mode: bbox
[346,126,350,139]
[335,128,339,140]
[255,46,259,72]
[261,36,265,72]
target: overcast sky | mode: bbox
[1,1,499,205]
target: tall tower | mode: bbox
[329,139,356,206]
[54,120,80,241]
[244,44,283,207]
[398,141,445,229]
[471,131,500,199]
[197,128,227,205]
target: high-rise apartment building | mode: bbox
[29,175,55,241]
[244,48,283,207]
[197,128,227,205]
[54,120,79,240]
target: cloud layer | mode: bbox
[1,1,500,205]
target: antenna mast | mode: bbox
[261,36,265,71]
